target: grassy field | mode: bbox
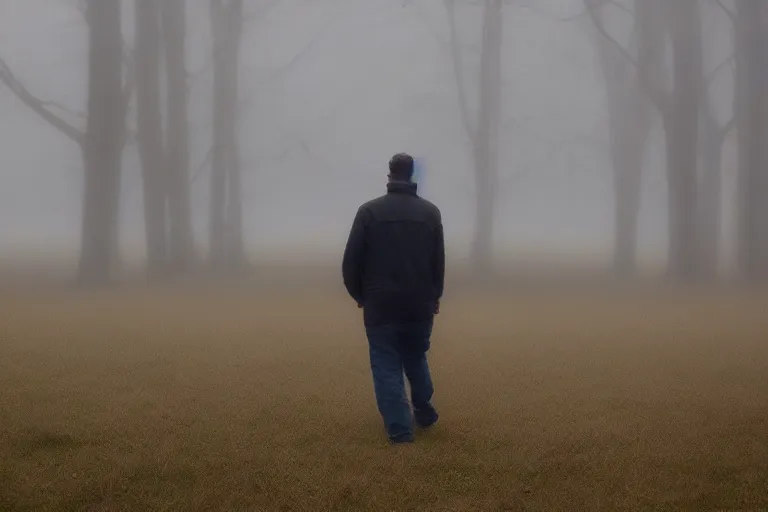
[1,284,767,511]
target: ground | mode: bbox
[1,284,767,511]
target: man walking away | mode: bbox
[342,153,445,444]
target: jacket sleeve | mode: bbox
[342,206,369,304]
[433,212,445,300]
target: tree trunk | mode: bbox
[226,130,244,268]
[611,89,650,279]
[612,133,644,277]
[135,0,168,279]
[589,0,661,278]
[209,0,245,273]
[664,0,703,282]
[224,0,244,270]
[209,0,229,270]
[162,0,194,273]
[78,0,124,285]
[696,112,724,280]
[735,0,768,282]
[597,24,652,278]
[664,120,697,282]
[471,0,502,276]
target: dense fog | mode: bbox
[0,0,758,282]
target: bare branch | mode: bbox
[719,114,735,139]
[0,1,134,151]
[705,52,734,85]
[0,56,84,145]
[528,0,632,23]
[605,0,634,17]
[66,0,88,25]
[584,0,638,67]
[40,99,86,120]
[586,0,671,113]
[251,11,334,88]
[444,0,476,142]
[714,0,736,24]
[191,144,214,184]
[514,0,586,21]
[195,0,330,92]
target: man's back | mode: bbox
[342,181,445,327]
[343,152,444,444]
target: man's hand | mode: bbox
[434,300,440,314]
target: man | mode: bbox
[342,152,445,444]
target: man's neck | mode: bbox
[387,181,418,195]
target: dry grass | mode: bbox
[1,284,767,511]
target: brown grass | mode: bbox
[1,285,767,511]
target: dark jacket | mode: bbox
[342,181,445,326]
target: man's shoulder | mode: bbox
[361,194,387,208]
[357,195,387,215]
[411,196,441,224]
[418,197,441,216]
[367,193,439,209]
[359,194,441,223]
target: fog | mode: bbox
[0,1,724,270]
[3,3,768,509]
[0,0,760,286]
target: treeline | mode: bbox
[587,0,768,283]
[2,1,766,286]
[1,0,247,285]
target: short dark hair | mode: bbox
[388,153,414,181]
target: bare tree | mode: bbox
[133,0,196,279]
[664,0,704,281]
[79,0,125,284]
[162,0,195,272]
[696,3,736,279]
[135,0,168,278]
[445,0,503,275]
[587,0,705,282]
[591,2,653,277]
[209,0,245,272]
[734,0,768,281]
[0,2,133,284]
[696,100,727,278]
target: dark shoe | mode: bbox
[414,408,439,429]
[390,432,415,444]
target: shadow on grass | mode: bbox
[14,428,82,457]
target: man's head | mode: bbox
[388,153,414,183]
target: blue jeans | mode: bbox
[365,320,439,442]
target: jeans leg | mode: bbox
[400,321,439,428]
[366,325,413,442]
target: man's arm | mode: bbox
[342,206,368,305]
[433,212,445,305]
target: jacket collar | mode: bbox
[387,181,418,196]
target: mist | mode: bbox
[1,2,767,510]
[1,0,749,282]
